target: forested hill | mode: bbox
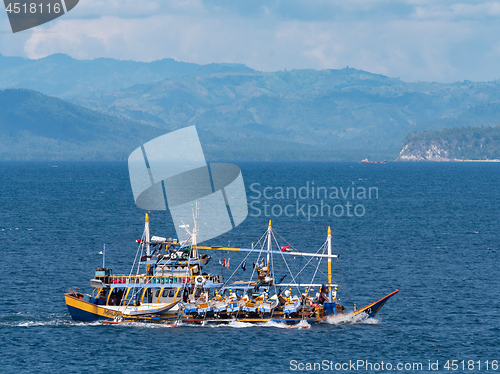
[397,125,500,161]
[0,89,164,160]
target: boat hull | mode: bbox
[353,289,399,318]
[66,290,399,325]
[65,292,179,321]
[320,289,399,322]
[65,293,114,321]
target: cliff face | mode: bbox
[398,141,452,161]
[397,126,500,161]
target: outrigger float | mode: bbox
[65,213,398,326]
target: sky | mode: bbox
[1,0,500,83]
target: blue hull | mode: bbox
[67,305,104,322]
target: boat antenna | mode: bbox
[100,244,105,268]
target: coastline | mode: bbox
[397,156,500,162]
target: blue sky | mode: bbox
[1,0,500,83]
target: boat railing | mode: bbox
[96,274,223,286]
[102,275,191,285]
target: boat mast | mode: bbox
[145,212,150,273]
[266,220,272,274]
[192,227,197,257]
[145,212,150,256]
[192,201,198,258]
[327,226,333,302]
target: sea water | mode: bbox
[0,161,499,373]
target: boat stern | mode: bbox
[64,292,114,321]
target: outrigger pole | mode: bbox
[192,246,338,259]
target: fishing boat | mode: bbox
[65,212,398,326]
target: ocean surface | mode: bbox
[0,161,499,374]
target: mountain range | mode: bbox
[1,54,500,161]
[0,53,253,99]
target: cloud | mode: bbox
[3,0,500,82]
[412,2,500,20]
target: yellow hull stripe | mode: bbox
[65,295,119,319]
